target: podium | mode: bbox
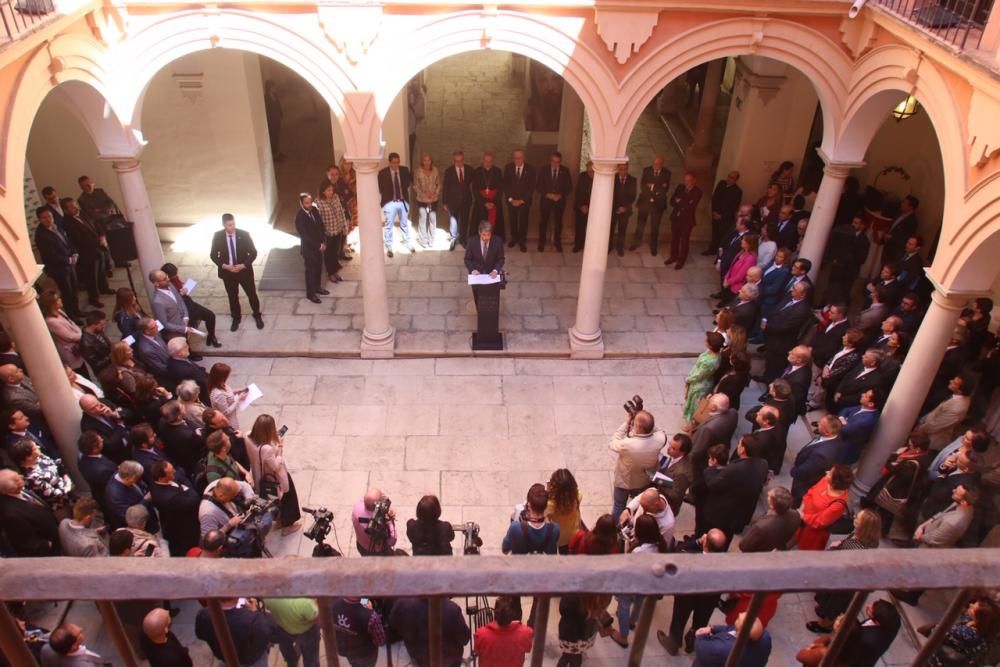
[471,282,504,350]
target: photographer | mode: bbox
[351,488,397,556]
[609,399,666,523]
[619,488,675,551]
[406,494,455,555]
[198,477,259,538]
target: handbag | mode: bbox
[874,459,920,518]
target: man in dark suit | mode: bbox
[464,222,505,311]
[882,195,919,263]
[0,469,60,556]
[631,155,671,255]
[703,433,769,538]
[166,338,210,403]
[729,285,760,332]
[572,161,594,252]
[77,175,119,226]
[765,345,812,415]
[705,170,742,256]
[830,350,886,412]
[535,151,572,252]
[79,394,130,463]
[756,249,792,329]
[0,365,43,425]
[753,405,787,474]
[503,149,536,252]
[442,150,474,251]
[790,415,843,504]
[773,205,799,252]
[665,172,702,270]
[0,332,26,376]
[158,401,205,479]
[713,215,750,297]
[294,193,328,303]
[610,163,636,257]
[811,304,850,368]
[690,394,738,475]
[739,486,800,552]
[2,407,57,460]
[377,152,413,256]
[839,600,901,667]
[470,151,504,243]
[60,198,112,309]
[838,388,882,464]
[866,263,904,311]
[104,460,159,533]
[149,460,201,556]
[77,430,118,505]
[210,213,263,330]
[824,215,870,306]
[40,186,66,226]
[135,317,171,383]
[897,234,925,291]
[760,282,812,383]
[655,433,693,517]
[33,206,82,319]
[782,258,814,301]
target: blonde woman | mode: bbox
[413,153,442,248]
[39,291,86,375]
[246,414,301,535]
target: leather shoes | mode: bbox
[508,240,517,248]
[206,337,222,348]
[230,319,241,332]
[189,353,203,362]
[387,250,394,258]
[664,256,677,265]
[674,262,684,270]
[449,239,457,251]
[254,315,264,330]
[307,295,322,304]
[317,289,330,295]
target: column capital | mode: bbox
[816,147,865,176]
[344,156,382,174]
[590,157,628,174]
[0,283,39,309]
[925,269,989,308]
[109,158,142,173]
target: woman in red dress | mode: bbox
[796,464,854,551]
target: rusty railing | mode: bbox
[0,550,997,667]
[875,0,994,50]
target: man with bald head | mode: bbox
[149,268,204,361]
[631,155,671,255]
[40,622,107,665]
[657,528,729,655]
[689,393,738,476]
[352,487,398,555]
[609,406,667,523]
[620,486,675,549]
[79,394,130,463]
[0,469,60,556]
[0,364,42,424]
[199,476,257,538]
[141,608,192,666]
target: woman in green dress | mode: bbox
[682,332,725,424]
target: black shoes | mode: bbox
[230,319,241,332]
[387,250,394,258]
[206,337,222,348]
[254,314,264,330]
[317,289,330,296]
[189,352,203,362]
[307,295,322,304]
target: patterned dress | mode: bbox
[682,351,720,422]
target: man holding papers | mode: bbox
[149,269,204,362]
[464,221,505,279]
[210,213,264,332]
[161,262,221,348]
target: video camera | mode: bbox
[225,496,279,558]
[303,506,341,557]
[452,521,483,555]
[365,497,393,549]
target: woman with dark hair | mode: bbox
[722,235,759,297]
[712,350,751,413]
[556,594,615,667]
[756,222,778,269]
[160,262,221,348]
[207,363,247,430]
[568,514,619,556]
[246,413,301,535]
[546,468,582,554]
[796,465,853,551]
[682,332,724,425]
[927,595,999,667]
[406,494,456,555]
[610,513,667,648]
[862,431,933,536]
[755,182,782,227]
[316,181,349,284]
[714,325,747,381]
[112,287,146,339]
[40,291,87,377]
[133,374,168,425]
[881,330,909,384]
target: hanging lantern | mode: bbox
[891,95,920,122]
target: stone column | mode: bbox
[352,157,395,358]
[0,284,84,486]
[853,287,965,497]
[110,159,166,306]
[569,158,619,358]
[684,58,724,182]
[797,153,865,280]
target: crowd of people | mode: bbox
[2,160,999,666]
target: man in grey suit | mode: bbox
[136,318,171,380]
[40,623,109,665]
[690,394,737,476]
[149,270,202,361]
[0,364,43,424]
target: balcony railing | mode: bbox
[0,0,54,44]
[875,0,995,50]
[0,550,998,667]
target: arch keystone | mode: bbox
[319,1,383,65]
[594,7,659,64]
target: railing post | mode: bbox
[0,603,38,667]
[819,591,869,667]
[529,596,551,667]
[316,598,342,667]
[723,592,766,667]
[206,599,242,667]
[428,597,443,667]
[94,601,139,667]
[911,589,972,667]
[626,596,658,667]
[961,0,986,49]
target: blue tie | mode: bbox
[228,235,237,264]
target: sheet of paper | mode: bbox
[182,278,197,295]
[155,320,164,332]
[239,383,263,411]
[467,274,501,285]
[188,328,207,337]
[652,472,674,483]
[122,335,135,346]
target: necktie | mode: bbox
[782,366,792,377]
[482,241,488,257]
[228,235,237,265]
[517,166,522,179]
[654,170,659,178]
[552,169,557,183]
[20,490,44,507]
[458,168,463,184]
[620,177,625,186]
[393,171,401,200]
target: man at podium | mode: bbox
[464,221,505,307]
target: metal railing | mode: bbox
[875,0,994,50]
[0,0,54,44]
[1,550,997,666]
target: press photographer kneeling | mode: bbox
[198,477,276,558]
[609,395,667,524]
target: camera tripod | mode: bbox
[462,595,494,667]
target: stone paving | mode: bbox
[39,357,921,666]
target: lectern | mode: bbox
[471,282,504,350]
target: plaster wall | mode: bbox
[383,89,409,165]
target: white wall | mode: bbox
[139,49,278,231]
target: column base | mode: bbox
[361,326,396,358]
[568,326,605,359]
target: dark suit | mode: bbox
[42,202,65,227]
[730,299,759,333]
[759,264,791,319]
[535,165,572,250]
[34,222,81,317]
[656,454,693,517]
[464,237,505,275]
[150,476,201,556]
[136,334,171,382]
[158,420,204,479]
[820,349,861,404]
[790,437,841,504]
[5,427,57,460]
[633,166,671,251]
[81,413,130,464]
[78,454,118,505]
[668,185,702,265]
[709,180,742,251]
[134,447,169,485]
[831,366,884,411]
[573,171,593,251]
[703,456,769,537]
[503,163,536,248]
[811,319,850,368]
[104,476,159,533]
[210,229,261,320]
[62,212,110,303]
[717,230,747,280]
[377,166,412,208]
[755,426,787,474]
[167,357,210,403]
[774,217,798,252]
[442,165,474,244]
[0,492,60,556]
[739,510,801,552]
[837,406,880,464]
[825,227,870,304]
[610,174,637,255]
[762,299,811,381]
[779,364,811,416]
[294,206,326,298]
[883,212,917,263]
[470,165,504,241]
[897,251,924,291]
[840,623,899,667]
[690,409,738,475]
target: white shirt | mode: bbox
[624,493,675,547]
[825,320,845,334]
[855,366,877,379]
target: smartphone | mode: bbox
[278,425,288,437]
[360,598,370,607]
